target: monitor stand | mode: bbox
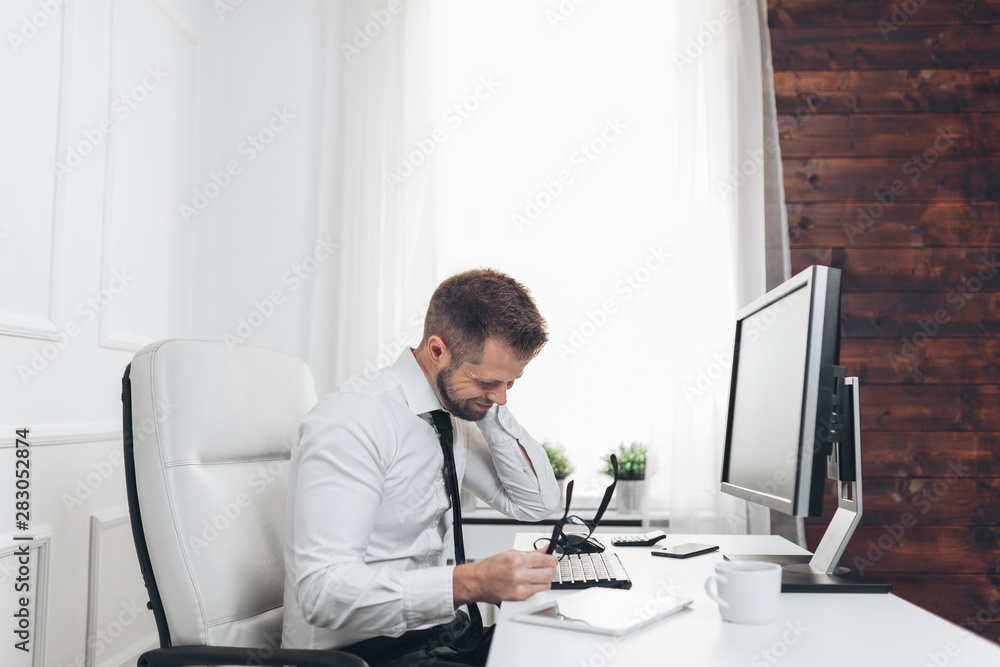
[726,378,892,593]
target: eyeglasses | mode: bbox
[534,454,618,558]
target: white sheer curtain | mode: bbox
[667,0,789,534]
[308,0,788,533]
[304,0,439,395]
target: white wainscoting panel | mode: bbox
[86,509,157,667]
[0,0,69,340]
[0,527,52,667]
[99,0,198,351]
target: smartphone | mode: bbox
[651,543,719,559]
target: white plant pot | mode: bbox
[616,480,644,514]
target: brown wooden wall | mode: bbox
[767,0,1000,640]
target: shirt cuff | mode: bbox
[402,565,456,630]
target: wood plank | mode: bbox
[861,432,1000,477]
[768,0,1000,27]
[814,478,1000,525]
[778,113,996,157]
[782,158,1000,202]
[787,202,1000,247]
[842,338,1000,383]
[802,524,1000,573]
[774,70,1000,114]
[841,292,1000,336]
[790,247,1000,291]
[886,574,1000,641]
[770,25,1000,70]
[860,384,1000,431]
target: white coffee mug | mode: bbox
[704,561,782,624]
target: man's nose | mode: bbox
[486,385,507,405]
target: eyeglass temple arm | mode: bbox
[591,454,619,525]
[544,480,574,555]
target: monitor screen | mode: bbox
[720,265,842,517]
[726,284,809,507]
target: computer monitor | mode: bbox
[720,265,891,593]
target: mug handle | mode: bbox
[705,574,729,609]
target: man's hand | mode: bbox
[453,548,557,607]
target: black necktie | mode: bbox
[428,409,482,625]
[429,409,468,564]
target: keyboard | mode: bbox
[550,552,632,590]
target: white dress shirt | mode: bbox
[282,349,560,649]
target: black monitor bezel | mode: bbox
[720,265,842,518]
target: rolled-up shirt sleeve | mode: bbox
[289,393,456,636]
[460,404,561,521]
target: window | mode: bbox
[426,1,740,507]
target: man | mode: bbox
[282,269,561,663]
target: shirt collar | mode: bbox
[393,348,445,416]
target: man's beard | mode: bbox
[436,364,492,422]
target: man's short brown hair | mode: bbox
[420,269,548,364]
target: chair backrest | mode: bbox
[124,339,316,648]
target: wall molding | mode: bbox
[0,312,61,341]
[0,422,120,449]
[0,0,71,343]
[98,0,199,352]
[86,508,157,667]
[0,526,53,667]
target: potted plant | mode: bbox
[543,442,573,499]
[604,441,647,513]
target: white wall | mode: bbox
[0,1,330,664]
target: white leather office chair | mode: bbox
[122,339,366,667]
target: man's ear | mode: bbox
[427,335,451,368]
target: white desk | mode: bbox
[486,534,1000,667]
